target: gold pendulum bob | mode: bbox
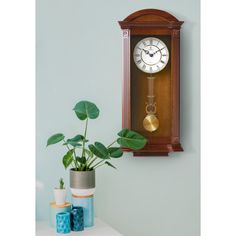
[143,114,159,132]
[143,76,159,132]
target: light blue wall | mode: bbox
[36,0,200,235]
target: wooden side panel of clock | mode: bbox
[131,35,172,143]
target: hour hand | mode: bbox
[143,49,149,55]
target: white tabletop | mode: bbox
[36,218,122,236]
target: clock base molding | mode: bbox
[123,143,183,156]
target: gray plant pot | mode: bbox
[70,169,95,190]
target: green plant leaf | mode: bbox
[81,156,86,164]
[88,142,109,159]
[64,134,87,147]
[73,101,99,120]
[47,133,65,146]
[117,128,147,150]
[104,161,117,169]
[108,147,123,158]
[63,142,82,147]
[68,134,85,142]
[62,149,74,169]
[76,156,86,164]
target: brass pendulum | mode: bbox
[143,76,159,132]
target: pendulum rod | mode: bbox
[143,75,159,132]
[147,76,155,110]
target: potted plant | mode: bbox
[47,100,147,197]
[54,178,66,206]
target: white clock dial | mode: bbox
[133,37,169,73]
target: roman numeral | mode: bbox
[161,47,166,50]
[150,39,153,45]
[143,41,147,46]
[134,53,140,57]
[162,54,167,56]
[161,60,165,64]
[150,67,153,72]
[142,64,146,70]
[137,60,141,64]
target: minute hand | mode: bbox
[153,48,165,55]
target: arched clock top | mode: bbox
[119,9,183,29]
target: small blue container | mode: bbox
[70,206,84,231]
[71,195,94,227]
[49,202,71,228]
[56,212,71,234]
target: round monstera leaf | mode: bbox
[73,101,99,120]
[117,128,147,150]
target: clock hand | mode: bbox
[149,48,161,57]
[143,49,154,57]
[153,49,161,55]
[154,47,166,55]
[143,49,150,55]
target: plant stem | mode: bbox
[70,161,75,169]
[107,139,118,148]
[90,159,104,169]
[86,154,93,164]
[87,157,97,168]
[73,149,79,170]
[85,154,93,170]
[63,139,70,151]
[82,118,88,158]
[94,163,106,169]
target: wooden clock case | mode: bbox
[118,9,184,156]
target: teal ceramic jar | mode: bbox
[70,206,84,231]
[49,202,71,228]
[56,212,71,234]
[71,195,94,227]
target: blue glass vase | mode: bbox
[70,206,84,231]
[56,212,71,234]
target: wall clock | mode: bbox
[118,9,184,156]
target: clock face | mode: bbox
[133,37,169,74]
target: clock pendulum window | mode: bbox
[133,37,169,133]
